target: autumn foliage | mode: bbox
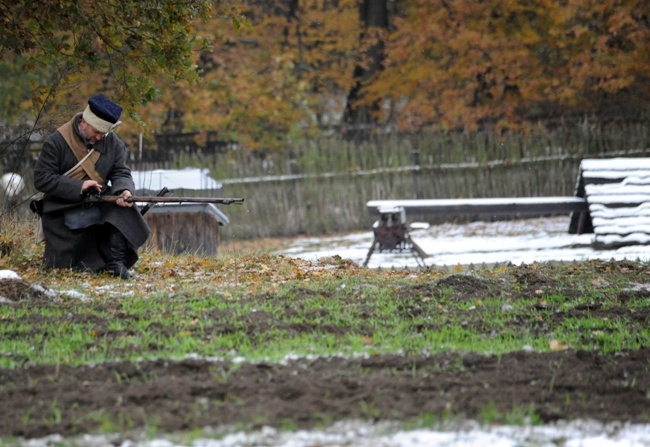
[367,0,650,132]
[144,0,650,146]
[1,0,648,148]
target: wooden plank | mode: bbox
[580,158,650,171]
[586,194,650,205]
[589,203,650,218]
[592,216,650,228]
[594,233,650,249]
[585,184,650,195]
[367,197,588,216]
[582,171,650,182]
[578,157,650,247]
[595,225,650,235]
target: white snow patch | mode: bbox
[16,419,650,447]
[0,269,22,280]
[60,290,91,301]
[30,283,58,300]
[623,283,650,292]
[276,216,650,269]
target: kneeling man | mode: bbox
[34,94,151,279]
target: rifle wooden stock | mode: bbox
[84,196,245,205]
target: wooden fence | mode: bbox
[218,156,592,240]
[3,125,649,240]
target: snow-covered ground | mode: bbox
[22,419,650,447]
[276,216,650,269]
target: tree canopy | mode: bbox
[0,0,243,126]
[1,0,647,151]
[364,0,650,132]
[161,0,362,150]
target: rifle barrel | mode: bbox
[86,196,244,205]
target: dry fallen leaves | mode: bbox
[549,339,568,351]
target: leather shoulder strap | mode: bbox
[57,120,106,185]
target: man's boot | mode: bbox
[106,228,133,279]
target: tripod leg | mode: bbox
[406,235,429,266]
[412,250,425,267]
[363,240,378,267]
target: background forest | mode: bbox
[1,0,649,238]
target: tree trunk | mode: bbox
[343,0,388,139]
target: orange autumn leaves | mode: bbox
[171,0,649,146]
[19,0,646,148]
[367,0,649,132]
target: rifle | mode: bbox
[138,186,171,216]
[83,193,244,206]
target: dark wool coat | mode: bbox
[33,114,151,271]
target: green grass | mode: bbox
[1,252,649,368]
[0,219,648,368]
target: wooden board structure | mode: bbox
[143,204,229,256]
[132,169,230,255]
[570,157,650,249]
[367,157,650,250]
[367,197,588,216]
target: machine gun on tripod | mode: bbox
[363,206,429,267]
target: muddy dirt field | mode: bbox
[0,260,649,440]
[1,348,649,440]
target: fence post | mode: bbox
[412,147,422,199]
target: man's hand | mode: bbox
[82,180,103,194]
[116,190,133,208]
